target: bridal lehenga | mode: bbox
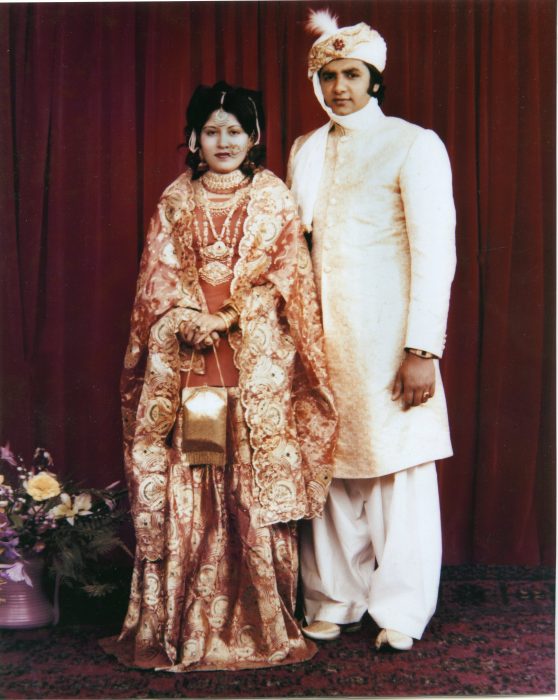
[101,168,337,671]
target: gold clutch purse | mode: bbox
[181,347,228,466]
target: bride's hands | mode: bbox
[179,312,227,350]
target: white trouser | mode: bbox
[300,462,441,639]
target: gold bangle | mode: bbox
[215,311,230,330]
[217,305,239,330]
[215,310,237,331]
[405,347,437,359]
[225,310,239,328]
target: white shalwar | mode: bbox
[301,462,441,639]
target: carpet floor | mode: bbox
[0,565,554,698]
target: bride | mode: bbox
[101,82,337,671]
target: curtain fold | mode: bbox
[1,0,554,564]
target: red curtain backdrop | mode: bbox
[1,0,555,565]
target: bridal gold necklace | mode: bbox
[193,171,250,286]
[202,169,247,193]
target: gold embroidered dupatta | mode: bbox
[121,169,337,562]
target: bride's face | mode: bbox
[200,111,252,174]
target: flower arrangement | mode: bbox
[0,444,130,597]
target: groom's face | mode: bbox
[319,58,371,115]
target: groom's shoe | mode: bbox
[302,620,341,641]
[375,628,414,651]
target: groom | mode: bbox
[288,10,456,651]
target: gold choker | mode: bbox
[201,170,248,193]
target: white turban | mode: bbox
[307,10,387,77]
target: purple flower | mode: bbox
[0,513,21,564]
[0,512,12,530]
[0,561,32,586]
[0,444,18,467]
[0,533,21,564]
[0,540,20,563]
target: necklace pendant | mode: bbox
[203,240,230,260]
[199,261,234,286]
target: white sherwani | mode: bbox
[289,101,456,638]
[289,107,456,479]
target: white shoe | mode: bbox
[375,628,414,651]
[302,620,341,641]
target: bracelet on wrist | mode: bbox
[405,347,437,360]
[216,306,239,331]
[215,311,230,330]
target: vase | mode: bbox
[0,556,56,629]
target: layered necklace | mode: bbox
[193,170,250,286]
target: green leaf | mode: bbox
[10,514,24,529]
[82,583,117,597]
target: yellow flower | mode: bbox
[73,493,92,514]
[49,492,92,525]
[25,472,61,501]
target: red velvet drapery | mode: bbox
[1,1,555,564]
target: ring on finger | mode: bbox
[422,392,431,401]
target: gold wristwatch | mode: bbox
[405,347,437,359]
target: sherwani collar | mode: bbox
[330,96,384,133]
[290,97,384,229]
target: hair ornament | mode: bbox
[214,91,228,125]
[188,129,198,153]
[307,9,339,38]
[248,97,261,145]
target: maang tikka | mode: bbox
[189,93,227,153]
[214,92,228,125]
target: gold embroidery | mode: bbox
[308,22,378,76]
[109,169,338,671]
